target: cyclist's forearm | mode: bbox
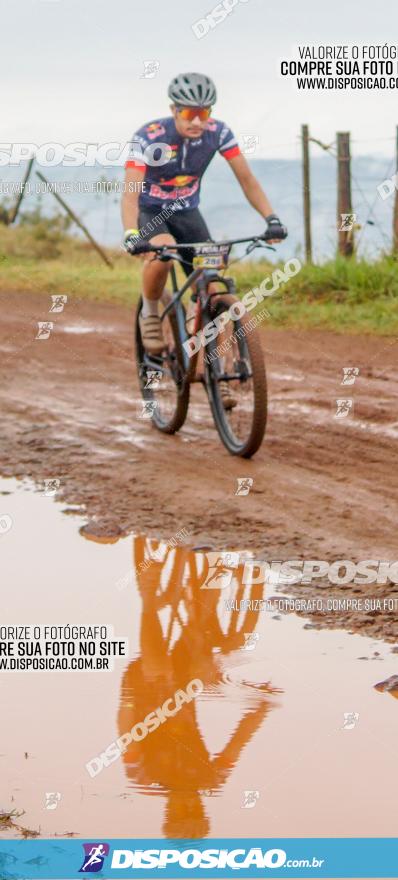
[241,176,274,219]
[122,191,140,231]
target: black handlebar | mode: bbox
[128,228,287,256]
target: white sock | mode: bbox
[141,296,159,318]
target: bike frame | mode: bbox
[163,262,234,375]
[139,234,278,377]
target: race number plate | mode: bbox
[193,244,230,269]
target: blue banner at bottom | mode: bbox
[0,838,397,879]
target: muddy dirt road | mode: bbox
[1,291,398,642]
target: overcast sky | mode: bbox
[2,0,398,160]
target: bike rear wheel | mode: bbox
[204,293,267,457]
[135,293,190,434]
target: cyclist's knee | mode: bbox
[149,233,176,247]
[143,233,176,270]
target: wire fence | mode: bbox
[0,130,397,263]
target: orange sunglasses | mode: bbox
[176,106,212,121]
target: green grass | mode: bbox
[232,255,398,334]
[0,223,138,303]
[1,222,398,334]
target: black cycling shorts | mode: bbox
[137,206,211,277]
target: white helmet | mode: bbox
[168,72,217,107]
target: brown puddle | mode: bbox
[1,478,398,841]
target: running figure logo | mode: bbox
[341,367,359,386]
[79,843,110,872]
[45,791,61,810]
[235,477,253,496]
[49,294,68,313]
[140,60,160,79]
[242,135,259,156]
[339,213,356,232]
[334,398,353,419]
[43,478,60,497]
[242,632,260,652]
[140,400,158,419]
[241,790,260,809]
[144,370,162,389]
[342,712,359,730]
[201,552,240,590]
[36,321,54,340]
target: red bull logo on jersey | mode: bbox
[146,122,166,140]
[149,177,199,201]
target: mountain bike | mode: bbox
[134,231,283,458]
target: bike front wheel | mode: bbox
[204,294,267,457]
[135,293,190,434]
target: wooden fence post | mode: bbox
[35,171,113,268]
[301,125,312,262]
[337,132,354,257]
[8,155,35,224]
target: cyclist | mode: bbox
[122,72,287,355]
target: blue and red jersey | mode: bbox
[125,116,240,210]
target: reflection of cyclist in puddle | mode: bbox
[117,537,281,838]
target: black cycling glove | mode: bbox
[265,214,288,240]
[124,228,150,255]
